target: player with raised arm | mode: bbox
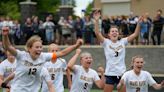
[41,43,72,92]
[67,49,105,92]
[1,26,83,92]
[93,10,142,92]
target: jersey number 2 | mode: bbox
[136,87,140,92]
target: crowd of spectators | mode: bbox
[0,9,164,63]
[0,9,164,46]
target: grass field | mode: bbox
[0,88,117,92]
[65,89,117,92]
[65,89,106,92]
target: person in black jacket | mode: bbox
[151,9,164,45]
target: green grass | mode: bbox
[65,89,103,92]
[64,89,117,92]
[0,88,117,92]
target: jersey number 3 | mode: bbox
[115,51,119,57]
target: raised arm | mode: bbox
[2,26,17,56]
[56,39,83,57]
[93,10,105,43]
[95,66,105,89]
[152,80,164,90]
[67,49,81,71]
[127,16,143,42]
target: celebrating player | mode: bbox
[1,26,83,92]
[0,51,16,92]
[93,10,142,92]
[67,49,105,92]
[117,55,164,92]
[41,43,72,92]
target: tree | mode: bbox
[0,0,77,19]
[0,1,20,19]
[85,2,93,16]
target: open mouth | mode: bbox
[137,66,142,69]
[87,62,91,64]
[35,52,41,55]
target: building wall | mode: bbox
[16,45,164,74]
[131,0,164,18]
[93,0,101,10]
[93,0,164,18]
[94,0,131,16]
[102,2,130,16]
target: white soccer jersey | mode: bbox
[41,58,67,92]
[70,65,100,92]
[10,50,53,92]
[0,59,16,92]
[102,38,128,76]
[121,70,156,92]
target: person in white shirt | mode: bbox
[93,10,142,92]
[43,16,55,44]
[67,49,105,92]
[1,26,83,92]
[117,55,164,92]
[0,51,16,92]
[41,43,72,92]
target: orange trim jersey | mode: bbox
[52,52,57,61]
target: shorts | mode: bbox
[105,76,121,85]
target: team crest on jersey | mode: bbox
[129,81,146,87]
[109,45,123,51]
[5,67,15,72]
[47,68,65,74]
[22,60,42,67]
[80,75,93,82]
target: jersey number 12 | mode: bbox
[28,68,37,75]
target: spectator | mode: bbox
[22,18,34,44]
[74,16,83,39]
[151,9,164,45]
[43,16,55,44]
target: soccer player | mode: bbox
[0,51,16,92]
[41,43,72,92]
[117,55,164,92]
[67,49,105,92]
[1,26,83,92]
[93,10,142,92]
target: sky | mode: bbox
[74,0,93,17]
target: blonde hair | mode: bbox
[130,55,144,69]
[80,52,92,59]
[80,52,92,64]
[48,43,59,52]
[25,35,42,51]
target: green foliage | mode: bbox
[0,0,76,19]
[85,2,93,16]
[33,0,60,14]
[0,1,20,19]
